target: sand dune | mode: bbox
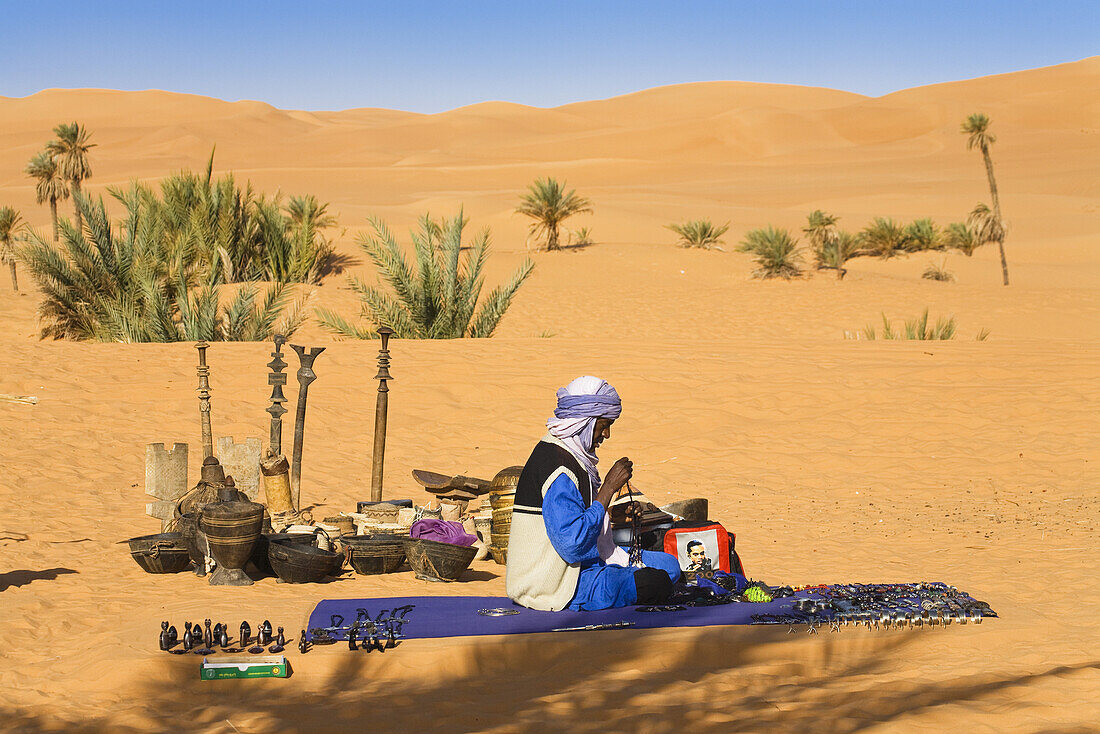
[0,59,1098,732]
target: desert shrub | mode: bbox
[904,218,944,252]
[968,203,1005,250]
[821,230,859,280]
[18,194,305,342]
[316,212,534,339]
[739,226,803,279]
[666,219,729,249]
[569,226,595,247]
[943,222,980,256]
[803,210,839,267]
[922,260,954,281]
[847,310,988,340]
[860,217,910,258]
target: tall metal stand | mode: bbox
[195,341,214,460]
[370,327,394,502]
[265,335,288,457]
[290,344,325,511]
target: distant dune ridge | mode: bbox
[0,59,1098,731]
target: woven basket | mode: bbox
[490,531,511,548]
[402,538,477,582]
[488,544,508,565]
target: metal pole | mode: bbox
[195,341,214,460]
[265,334,288,457]
[290,344,325,511]
[370,327,394,502]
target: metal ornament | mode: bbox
[477,608,520,617]
[370,327,394,503]
[625,482,644,568]
[289,344,326,510]
[265,335,289,457]
[195,341,215,460]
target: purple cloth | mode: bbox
[409,519,476,547]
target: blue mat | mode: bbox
[307,583,996,641]
[309,595,778,641]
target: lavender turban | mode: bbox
[553,380,622,420]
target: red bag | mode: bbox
[663,522,738,575]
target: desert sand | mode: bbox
[0,57,1098,733]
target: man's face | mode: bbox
[689,545,707,565]
[591,418,613,452]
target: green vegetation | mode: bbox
[943,221,980,256]
[847,310,990,341]
[860,217,910,258]
[962,113,1009,285]
[666,218,729,250]
[18,194,306,342]
[316,212,535,339]
[803,210,839,267]
[739,226,803,279]
[0,207,25,290]
[569,226,595,248]
[516,178,592,251]
[45,122,95,230]
[25,152,69,243]
[108,152,334,285]
[821,230,860,280]
[922,259,954,282]
[904,218,943,252]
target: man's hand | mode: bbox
[596,457,632,508]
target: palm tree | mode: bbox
[18,193,304,342]
[739,226,803,279]
[286,194,337,230]
[962,113,1008,285]
[25,151,69,242]
[46,122,95,230]
[802,210,838,268]
[666,219,729,249]
[0,207,24,290]
[516,178,592,251]
[316,212,535,339]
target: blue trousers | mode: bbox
[567,549,682,611]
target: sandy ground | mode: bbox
[0,58,1098,732]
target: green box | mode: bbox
[200,655,288,680]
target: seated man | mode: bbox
[506,376,681,611]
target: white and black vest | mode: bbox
[505,435,592,611]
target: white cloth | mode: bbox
[545,376,629,567]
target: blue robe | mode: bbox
[542,472,681,611]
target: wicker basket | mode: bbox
[402,538,477,582]
[490,531,511,548]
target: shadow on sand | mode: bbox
[0,567,78,592]
[5,619,1097,732]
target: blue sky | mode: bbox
[2,1,1096,112]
